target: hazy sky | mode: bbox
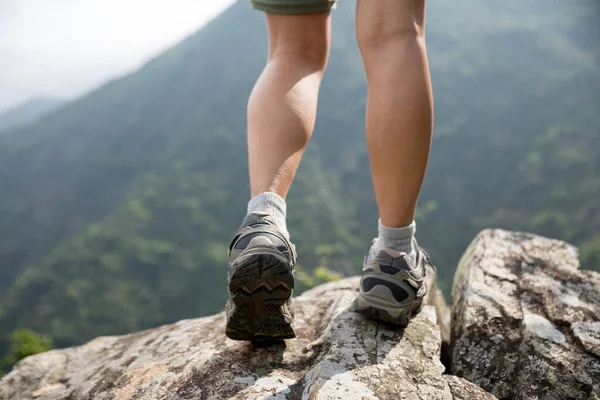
[0,0,236,113]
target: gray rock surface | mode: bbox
[0,277,494,400]
[451,229,600,399]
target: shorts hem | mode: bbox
[251,1,336,14]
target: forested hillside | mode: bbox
[0,0,598,356]
[0,98,63,133]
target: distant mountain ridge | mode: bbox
[0,98,64,133]
[0,0,598,356]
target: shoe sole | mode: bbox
[226,252,295,341]
[356,262,436,326]
[356,291,424,326]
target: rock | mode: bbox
[0,277,494,400]
[451,229,600,400]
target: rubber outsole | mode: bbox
[226,252,295,341]
[355,293,424,326]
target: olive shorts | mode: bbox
[251,0,337,14]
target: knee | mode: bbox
[357,5,424,55]
[358,25,422,57]
[269,36,330,74]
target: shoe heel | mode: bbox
[226,253,295,341]
[356,292,424,327]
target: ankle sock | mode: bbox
[247,192,288,237]
[373,219,417,262]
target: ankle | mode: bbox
[373,219,416,260]
[247,192,289,236]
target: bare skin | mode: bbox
[248,0,433,228]
[247,12,331,198]
[357,0,434,228]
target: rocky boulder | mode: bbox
[451,229,600,399]
[5,229,598,400]
[0,276,493,400]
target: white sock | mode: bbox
[372,219,417,262]
[247,192,288,237]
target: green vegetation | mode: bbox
[0,0,598,360]
[0,330,53,375]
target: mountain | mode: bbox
[0,98,64,133]
[0,0,598,354]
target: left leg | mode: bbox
[226,3,332,341]
[248,11,330,197]
[245,10,331,236]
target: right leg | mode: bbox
[356,0,434,326]
[357,0,433,230]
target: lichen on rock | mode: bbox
[0,276,492,400]
[451,229,600,400]
[6,229,597,399]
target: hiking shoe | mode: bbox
[356,240,431,326]
[225,212,296,341]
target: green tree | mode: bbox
[1,329,53,374]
